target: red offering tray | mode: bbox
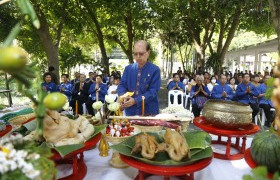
[51,133,101,180]
[120,154,213,180]
[194,116,259,160]
[0,125,12,137]
[244,148,273,179]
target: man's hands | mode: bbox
[246,86,251,94]
[120,96,136,109]
[222,91,227,97]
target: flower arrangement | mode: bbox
[92,94,121,124]
[0,134,56,180]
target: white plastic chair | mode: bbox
[184,85,192,111]
[168,90,184,107]
[254,108,265,126]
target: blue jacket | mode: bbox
[236,82,259,104]
[211,84,234,100]
[257,84,274,107]
[117,62,161,116]
[57,82,73,101]
[167,81,185,92]
[41,82,57,93]
[190,85,210,105]
[88,83,107,102]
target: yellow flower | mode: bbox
[1,147,10,154]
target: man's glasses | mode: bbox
[133,52,146,57]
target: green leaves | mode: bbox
[265,77,275,100]
[3,22,21,47]
[243,166,279,180]
[111,131,212,166]
[16,0,40,29]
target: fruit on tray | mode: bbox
[106,120,134,137]
[156,128,190,161]
[131,133,158,160]
[251,131,280,173]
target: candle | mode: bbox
[142,96,145,116]
[75,100,78,115]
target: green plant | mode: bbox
[243,166,279,180]
[0,134,56,180]
[265,77,275,100]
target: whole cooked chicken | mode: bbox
[24,110,95,146]
[157,128,190,161]
[131,133,158,159]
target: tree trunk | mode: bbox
[32,0,67,78]
[34,6,59,78]
[165,46,169,78]
[169,47,174,77]
[81,0,109,74]
[218,7,242,72]
[178,45,186,72]
[194,41,205,71]
[126,9,134,64]
[268,0,280,57]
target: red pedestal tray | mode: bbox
[0,125,12,137]
[51,133,101,180]
[244,148,273,178]
[194,116,259,160]
[120,154,213,180]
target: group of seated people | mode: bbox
[167,70,275,127]
[41,70,121,115]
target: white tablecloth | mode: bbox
[57,135,254,180]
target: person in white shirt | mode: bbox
[182,73,190,86]
[107,75,120,101]
[207,76,218,93]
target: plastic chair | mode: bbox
[168,90,184,107]
[254,109,264,126]
[254,108,265,126]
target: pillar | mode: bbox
[254,51,259,72]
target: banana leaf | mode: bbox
[1,108,34,123]
[51,124,106,157]
[111,131,212,166]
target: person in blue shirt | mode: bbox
[86,75,108,115]
[57,74,73,102]
[190,75,210,117]
[168,73,185,104]
[257,75,274,126]
[117,40,161,116]
[236,73,260,120]
[211,74,234,100]
[42,72,57,93]
[71,72,80,85]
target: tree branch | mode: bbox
[55,0,68,47]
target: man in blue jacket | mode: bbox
[58,74,73,102]
[86,75,107,115]
[236,73,260,120]
[117,40,161,116]
[211,74,234,100]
